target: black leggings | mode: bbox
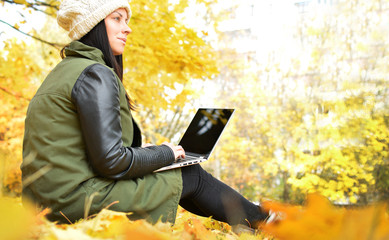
[180,164,268,228]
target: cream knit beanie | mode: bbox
[57,0,131,40]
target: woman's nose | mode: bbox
[123,24,132,35]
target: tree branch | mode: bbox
[2,0,59,17]
[0,86,31,101]
[34,0,59,10]
[0,19,65,49]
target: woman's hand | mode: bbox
[162,142,185,160]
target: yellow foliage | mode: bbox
[29,206,255,239]
[125,0,218,104]
[2,194,388,240]
[261,193,389,240]
[0,38,47,195]
[13,0,27,4]
[0,197,35,240]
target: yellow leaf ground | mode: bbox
[1,194,388,240]
[261,194,389,240]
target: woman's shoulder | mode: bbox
[33,57,110,100]
[61,55,108,71]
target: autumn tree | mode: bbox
[285,0,389,204]
[204,0,389,204]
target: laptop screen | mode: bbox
[178,108,235,158]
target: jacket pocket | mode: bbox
[81,177,114,196]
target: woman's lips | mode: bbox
[118,37,127,44]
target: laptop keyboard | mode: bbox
[177,155,198,162]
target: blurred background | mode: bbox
[0,0,388,206]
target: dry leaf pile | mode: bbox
[1,194,388,240]
[261,194,389,240]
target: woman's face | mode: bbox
[104,8,131,55]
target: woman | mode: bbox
[22,0,269,229]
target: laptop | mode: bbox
[154,108,235,172]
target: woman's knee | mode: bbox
[181,164,205,198]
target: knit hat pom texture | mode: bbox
[57,0,131,40]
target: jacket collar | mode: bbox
[64,41,106,65]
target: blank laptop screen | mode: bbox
[178,108,234,158]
